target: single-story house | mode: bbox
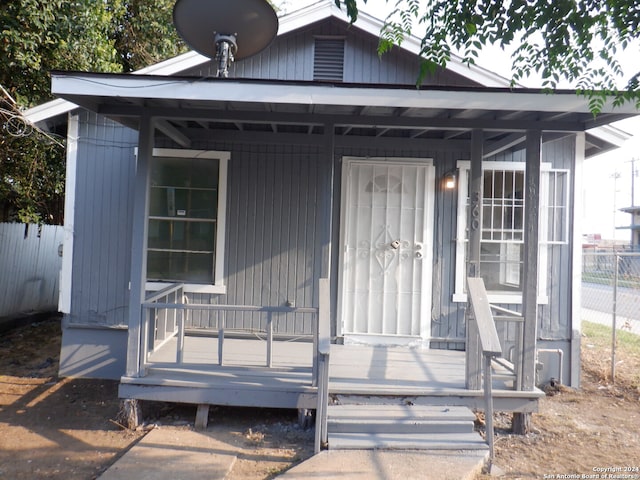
[26,0,637,451]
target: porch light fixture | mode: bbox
[444,171,457,190]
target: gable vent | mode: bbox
[314,38,345,81]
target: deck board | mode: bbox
[122,336,541,411]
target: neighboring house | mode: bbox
[619,206,640,249]
[26,0,638,450]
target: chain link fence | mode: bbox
[581,250,640,382]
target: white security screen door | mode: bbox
[339,158,435,345]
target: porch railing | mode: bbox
[140,300,319,372]
[142,283,185,362]
[136,279,332,454]
[467,277,503,466]
[489,304,524,390]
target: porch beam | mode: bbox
[126,115,154,377]
[98,105,587,132]
[466,129,484,390]
[521,129,542,391]
[156,119,191,148]
[181,128,473,151]
[443,130,468,140]
[483,133,525,158]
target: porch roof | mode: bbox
[51,70,637,157]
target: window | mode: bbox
[480,168,525,291]
[453,161,569,304]
[146,149,229,294]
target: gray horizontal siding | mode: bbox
[68,120,576,344]
[157,139,327,335]
[65,112,577,385]
[539,135,575,341]
[181,18,479,87]
[70,111,138,326]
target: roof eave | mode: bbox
[25,0,514,124]
[49,72,640,117]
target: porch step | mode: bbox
[326,404,487,451]
[328,404,475,434]
[328,432,489,450]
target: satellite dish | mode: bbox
[173,0,278,77]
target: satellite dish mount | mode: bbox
[173,0,278,78]
[214,33,238,78]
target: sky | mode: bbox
[281,0,640,242]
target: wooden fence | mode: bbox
[0,223,64,319]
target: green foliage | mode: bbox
[0,0,187,224]
[335,0,365,24]
[0,0,122,107]
[110,0,187,72]
[0,123,65,224]
[338,0,640,114]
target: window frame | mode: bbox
[145,148,229,294]
[452,160,563,305]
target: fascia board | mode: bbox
[25,52,212,123]
[50,73,640,115]
[277,0,342,34]
[23,98,75,124]
[134,51,210,75]
[586,124,632,148]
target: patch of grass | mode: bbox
[582,321,640,356]
[582,273,640,289]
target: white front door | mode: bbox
[338,158,435,346]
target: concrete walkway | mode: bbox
[98,428,237,480]
[277,449,488,480]
[99,427,488,480]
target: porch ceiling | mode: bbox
[51,71,637,157]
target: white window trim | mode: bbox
[541,168,571,245]
[453,160,552,305]
[145,148,229,294]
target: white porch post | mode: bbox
[570,132,585,388]
[126,115,154,377]
[466,129,483,389]
[320,122,334,281]
[317,122,334,332]
[521,129,542,390]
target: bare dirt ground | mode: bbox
[0,315,639,480]
[478,323,640,479]
[0,316,312,480]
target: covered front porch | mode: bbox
[121,335,542,412]
[119,282,542,415]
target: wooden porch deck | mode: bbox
[119,336,543,412]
